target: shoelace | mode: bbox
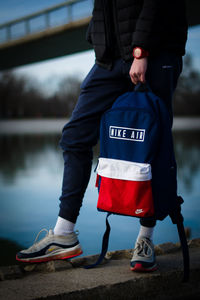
[33,228,49,244]
[27,228,50,251]
[134,238,153,258]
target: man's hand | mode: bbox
[129,57,148,85]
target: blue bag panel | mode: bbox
[100,106,160,163]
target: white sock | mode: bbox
[54,216,75,236]
[136,225,155,242]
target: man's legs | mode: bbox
[55,51,182,270]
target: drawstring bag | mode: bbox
[85,83,189,282]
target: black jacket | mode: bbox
[86,0,188,69]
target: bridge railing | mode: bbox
[0,0,93,44]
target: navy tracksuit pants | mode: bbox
[58,52,182,227]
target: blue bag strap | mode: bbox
[177,219,190,282]
[169,196,190,282]
[134,82,152,93]
[84,212,111,269]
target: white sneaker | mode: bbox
[130,236,157,272]
[16,229,82,263]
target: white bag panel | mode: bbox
[97,158,152,181]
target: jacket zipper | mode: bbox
[102,0,113,64]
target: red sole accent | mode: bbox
[130,263,158,272]
[16,249,83,264]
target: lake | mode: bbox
[0,119,200,265]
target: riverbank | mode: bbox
[0,117,200,134]
[0,238,200,300]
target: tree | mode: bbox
[0,72,81,118]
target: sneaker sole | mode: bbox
[16,245,83,263]
[130,263,158,272]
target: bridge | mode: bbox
[0,0,199,71]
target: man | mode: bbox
[16,0,188,272]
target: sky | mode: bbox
[0,0,200,95]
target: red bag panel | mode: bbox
[97,176,154,217]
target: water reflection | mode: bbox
[0,130,199,265]
[0,135,63,184]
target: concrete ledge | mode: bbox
[0,239,200,300]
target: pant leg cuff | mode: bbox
[59,208,78,224]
